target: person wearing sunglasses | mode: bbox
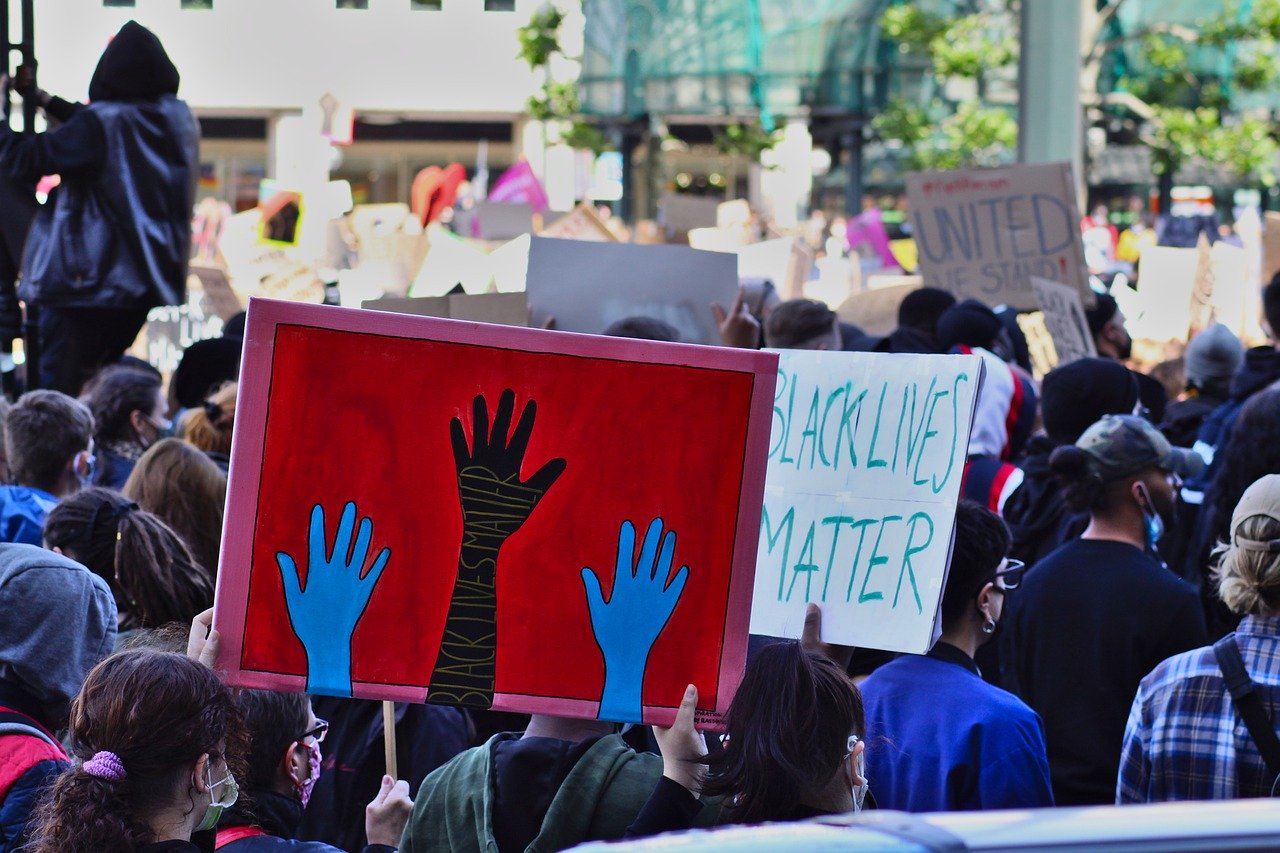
[857,501,1053,812]
[214,690,412,852]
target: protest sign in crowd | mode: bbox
[2,19,1280,853]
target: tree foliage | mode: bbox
[517,3,611,154]
[875,0,1280,185]
[873,3,1018,171]
[713,122,781,161]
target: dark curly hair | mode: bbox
[29,649,246,852]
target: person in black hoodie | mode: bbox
[1002,358,1141,566]
[0,21,198,395]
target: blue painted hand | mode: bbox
[581,517,689,723]
[277,502,391,697]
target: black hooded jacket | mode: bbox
[0,21,197,313]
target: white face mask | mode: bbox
[193,763,239,833]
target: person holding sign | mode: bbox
[626,641,868,834]
[858,502,1052,811]
[1004,415,1208,805]
[215,690,412,852]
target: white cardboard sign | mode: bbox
[750,350,984,653]
[1031,276,1096,366]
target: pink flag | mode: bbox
[845,208,902,272]
[488,159,549,213]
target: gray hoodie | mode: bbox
[0,544,116,724]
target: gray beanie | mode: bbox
[1185,323,1244,387]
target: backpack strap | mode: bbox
[0,706,63,751]
[1214,634,1280,779]
[215,825,268,848]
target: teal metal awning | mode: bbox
[579,0,957,124]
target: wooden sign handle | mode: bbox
[382,700,397,780]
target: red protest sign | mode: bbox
[214,299,776,726]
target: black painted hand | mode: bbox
[450,388,566,559]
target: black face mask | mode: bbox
[1117,334,1133,361]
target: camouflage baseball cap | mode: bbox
[1076,414,1205,482]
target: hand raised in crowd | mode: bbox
[186,608,221,669]
[800,602,855,670]
[711,288,761,349]
[365,774,414,848]
[653,683,708,795]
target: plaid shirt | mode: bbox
[1118,614,1280,802]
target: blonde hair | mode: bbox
[179,381,236,456]
[1213,514,1280,617]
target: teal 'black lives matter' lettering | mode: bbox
[769,368,970,494]
[760,503,938,616]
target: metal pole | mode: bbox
[18,0,37,391]
[842,127,863,216]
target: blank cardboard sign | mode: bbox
[524,237,737,344]
[363,293,529,327]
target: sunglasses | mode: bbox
[992,558,1026,591]
[297,719,329,745]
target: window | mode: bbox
[337,0,368,8]
[410,0,442,8]
[102,0,135,6]
[180,0,213,8]
[484,0,515,9]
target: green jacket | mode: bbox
[400,733,663,853]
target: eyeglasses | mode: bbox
[298,719,329,745]
[993,558,1026,591]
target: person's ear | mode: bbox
[975,581,998,621]
[129,409,148,434]
[1130,480,1150,511]
[279,741,304,786]
[192,753,211,794]
[847,738,866,787]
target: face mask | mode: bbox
[296,740,321,808]
[193,765,239,833]
[1136,483,1165,551]
[76,451,96,488]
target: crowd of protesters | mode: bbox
[2,267,1280,851]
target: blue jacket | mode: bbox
[858,643,1053,812]
[0,486,57,546]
